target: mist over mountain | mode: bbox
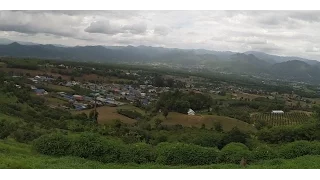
[1,41,320,83]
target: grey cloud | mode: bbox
[122,23,147,34]
[85,21,147,35]
[306,46,320,52]
[154,25,170,36]
[0,11,81,37]
[84,21,122,35]
[1,10,320,60]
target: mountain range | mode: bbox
[0,40,320,84]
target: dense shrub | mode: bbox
[279,140,313,159]
[33,133,71,156]
[70,133,125,163]
[219,143,251,164]
[251,145,279,161]
[69,133,106,161]
[0,119,18,139]
[120,143,156,164]
[220,127,249,148]
[156,142,219,165]
[13,126,43,143]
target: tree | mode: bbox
[166,78,175,87]
[214,122,223,132]
[155,118,162,129]
[89,110,99,121]
[220,127,249,148]
[162,108,169,119]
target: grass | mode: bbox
[45,97,68,105]
[0,92,18,104]
[153,112,257,132]
[45,84,74,93]
[0,113,22,123]
[1,139,320,169]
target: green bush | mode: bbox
[13,127,43,143]
[156,142,219,165]
[33,133,71,156]
[69,133,106,161]
[219,142,251,164]
[251,145,279,161]
[69,133,124,163]
[279,140,313,159]
[120,143,156,164]
[310,141,320,155]
[0,119,18,139]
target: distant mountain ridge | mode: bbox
[1,41,320,83]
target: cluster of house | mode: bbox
[28,75,54,84]
[56,91,126,110]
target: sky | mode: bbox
[1,10,320,60]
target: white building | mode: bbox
[271,110,284,114]
[187,109,195,116]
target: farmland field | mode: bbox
[251,112,310,126]
[153,112,257,132]
[232,93,265,100]
[73,105,139,124]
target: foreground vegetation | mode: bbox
[2,59,320,169]
[3,138,320,169]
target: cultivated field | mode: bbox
[73,106,140,124]
[232,93,265,100]
[154,112,257,132]
[251,112,310,126]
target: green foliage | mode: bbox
[162,108,169,119]
[219,143,251,164]
[120,143,156,164]
[0,119,18,139]
[89,110,99,121]
[279,140,313,159]
[220,127,249,148]
[251,145,279,161]
[214,122,223,132]
[33,133,71,156]
[69,133,108,162]
[156,142,219,165]
[156,90,212,113]
[12,126,44,143]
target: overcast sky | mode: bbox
[1,10,320,60]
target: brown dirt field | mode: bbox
[73,106,137,125]
[233,93,265,100]
[155,112,257,132]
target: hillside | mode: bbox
[271,60,320,82]
[1,42,320,83]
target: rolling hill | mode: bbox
[1,42,320,83]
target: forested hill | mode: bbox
[1,42,320,83]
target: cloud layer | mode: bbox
[1,10,320,60]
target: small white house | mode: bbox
[188,109,195,116]
[271,110,284,114]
